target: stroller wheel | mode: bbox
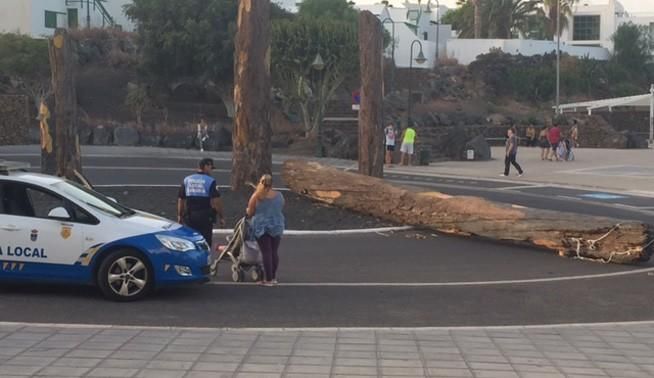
[231,264,239,273]
[232,269,244,282]
[251,268,262,282]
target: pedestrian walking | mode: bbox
[547,122,562,161]
[539,126,550,160]
[570,124,579,147]
[177,158,225,247]
[400,123,417,166]
[525,124,536,147]
[501,127,524,177]
[247,174,285,287]
[384,123,397,165]
[197,117,209,152]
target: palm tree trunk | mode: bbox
[471,0,482,38]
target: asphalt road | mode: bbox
[1,150,653,328]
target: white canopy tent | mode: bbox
[555,85,654,147]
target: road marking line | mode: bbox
[207,266,654,287]
[3,320,654,332]
[212,226,412,236]
[95,184,291,191]
[497,184,547,191]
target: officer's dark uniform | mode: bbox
[178,172,220,245]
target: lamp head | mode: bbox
[312,53,325,71]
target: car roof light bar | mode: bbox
[0,160,31,175]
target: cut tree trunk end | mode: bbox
[282,160,653,265]
[48,28,81,181]
[231,0,272,191]
[358,11,384,178]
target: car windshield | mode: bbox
[52,181,135,218]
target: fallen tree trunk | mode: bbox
[283,160,653,264]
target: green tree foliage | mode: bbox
[451,0,578,40]
[124,0,238,87]
[0,33,50,108]
[298,0,358,23]
[611,23,653,82]
[271,18,358,135]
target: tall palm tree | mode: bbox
[541,0,578,39]
[486,0,541,39]
[471,0,482,38]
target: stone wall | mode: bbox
[0,95,30,145]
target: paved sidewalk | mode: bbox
[1,322,654,377]
[2,144,653,194]
[387,147,654,195]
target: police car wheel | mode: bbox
[97,250,152,301]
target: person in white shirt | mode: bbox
[384,123,397,165]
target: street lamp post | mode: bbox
[312,52,325,157]
[381,17,396,95]
[435,0,440,65]
[408,40,427,126]
[556,0,561,115]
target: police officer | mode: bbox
[177,158,225,246]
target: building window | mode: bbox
[45,10,58,28]
[573,15,601,41]
[68,8,78,28]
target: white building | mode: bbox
[356,1,452,69]
[0,0,135,38]
[561,0,654,52]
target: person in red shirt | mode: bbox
[547,123,562,161]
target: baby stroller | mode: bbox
[210,217,264,282]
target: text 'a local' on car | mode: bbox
[0,162,211,301]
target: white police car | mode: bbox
[0,161,211,301]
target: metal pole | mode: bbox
[650,84,654,147]
[381,18,395,94]
[556,0,561,114]
[86,0,91,29]
[435,0,440,65]
[409,42,415,126]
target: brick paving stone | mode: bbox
[558,366,608,376]
[5,356,57,366]
[51,357,102,368]
[66,349,114,358]
[98,359,149,369]
[110,351,159,360]
[474,370,520,378]
[185,372,232,378]
[426,367,474,377]
[245,355,288,364]
[86,367,140,377]
[285,374,329,378]
[234,374,281,378]
[425,360,469,369]
[135,369,187,378]
[285,364,332,374]
[150,352,200,362]
[197,354,245,363]
[335,358,379,367]
[467,362,515,371]
[511,364,562,373]
[35,366,90,376]
[144,360,193,370]
[332,365,378,375]
[287,356,332,365]
[192,362,239,372]
[238,363,286,373]
[0,365,43,375]
[517,373,566,378]
[381,366,427,376]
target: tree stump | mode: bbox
[283,160,653,264]
[231,0,272,190]
[48,29,81,181]
[358,11,384,178]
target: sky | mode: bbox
[350,0,654,14]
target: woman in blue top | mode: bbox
[247,174,285,286]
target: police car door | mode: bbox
[0,181,84,277]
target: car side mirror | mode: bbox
[48,207,71,220]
